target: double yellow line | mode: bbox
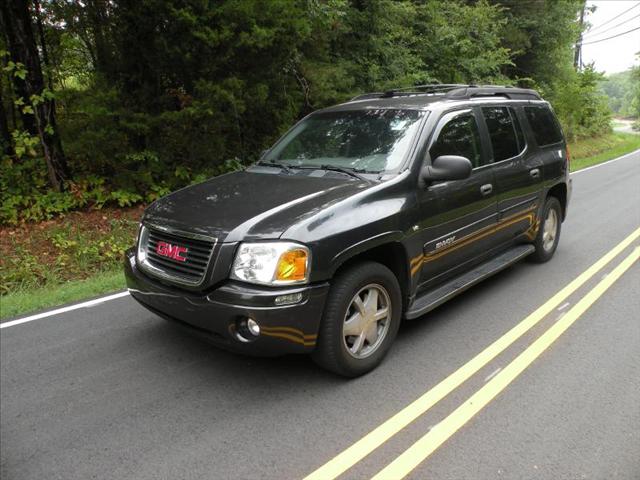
[305,226,640,480]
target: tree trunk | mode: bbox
[0,0,70,191]
[0,79,12,157]
[86,0,113,80]
[0,8,37,135]
[33,0,53,90]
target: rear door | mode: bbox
[415,108,498,289]
[480,105,542,244]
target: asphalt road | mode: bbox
[2,151,639,480]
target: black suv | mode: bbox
[125,85,571,377]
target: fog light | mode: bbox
[247,318,260,336]
[274,292,303,306]
[235,317,260,342]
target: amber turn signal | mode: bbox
[275,249,308,282]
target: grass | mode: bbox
[569,131,640,172]
[2,131,639,320]
[1,269,124,320]
[0,206,142,320]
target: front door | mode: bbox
[416,108,498,290]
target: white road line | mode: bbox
[557,302,571,311]
[572,148,639,175]
[0,291,130,329]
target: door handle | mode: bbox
[480,183,493,196]
[530,168,540,179]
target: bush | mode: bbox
[550,65,612,142]
[0,150,241,225]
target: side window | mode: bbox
[429,112,484,168]
[481,106,520,162]
[524,106,563,146]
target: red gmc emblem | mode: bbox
[156,241,188,262]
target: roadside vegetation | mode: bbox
[0,207,141,318]
[600,69,640,130]
[568,132,640,172]
[1,270,124,320]
[1,0,639,318]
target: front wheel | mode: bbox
[312,262,402,377]
[530,196,562,263]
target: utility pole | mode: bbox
[574,1,586,70]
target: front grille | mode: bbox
[137,224,216,286]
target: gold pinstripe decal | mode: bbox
[260,326,317,346]
[260,331,317,346]
[411,206,537,277]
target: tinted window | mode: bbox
[524,106,563,146]
[482,107,519,161]
[429,112,484,168]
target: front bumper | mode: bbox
[124,249,329,355]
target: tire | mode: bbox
[530,196,562,263]
[312,261,402,377]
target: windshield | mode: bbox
[264,109,426,173]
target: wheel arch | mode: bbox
[546,182,567,220]
[330,237,410,314]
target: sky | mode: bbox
[581,0,640,75]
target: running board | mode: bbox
[405,244,535,320]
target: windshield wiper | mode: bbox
[256,160,293,173]
[297,164,373,182]
[320,165,369,182]
[259,161,378,181]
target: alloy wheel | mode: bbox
[342,284,392,359]
[542,208,558,252]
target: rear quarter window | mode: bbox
[524,106,563,147]
[481,106,521,161]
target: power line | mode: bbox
[585,2,640,35]
[578,25,640,45]
[582,12,640,39]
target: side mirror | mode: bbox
[422,155,472,183]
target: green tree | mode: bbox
[1,0,70,191]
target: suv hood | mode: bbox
[143,170,373,242]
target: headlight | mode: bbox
[231,242,310,286]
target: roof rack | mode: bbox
[350,84,541,101]
[444,85,541,101]
[351,84,466,101]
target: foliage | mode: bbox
[491,0,583,90]
[0,0,620,225]
[600,70,637,117]
[0,269,125,319]
[551,65,612,142]
[567,132,640,172]
[0,207,141,294]
[631,61,640,130]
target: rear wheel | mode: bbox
[530,196,562,263]
[312,262,402,377]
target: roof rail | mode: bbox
[350,84,468,101]
[350,84,542,102]
[445,85,541,100]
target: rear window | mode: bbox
[524,106,563,146]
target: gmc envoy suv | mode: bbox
[125,84,571,377]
